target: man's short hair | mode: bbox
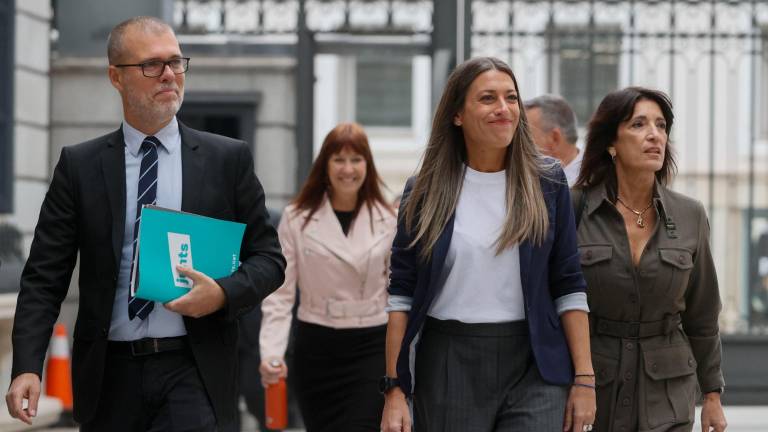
[524,94,578,145]
[107,16,175,64]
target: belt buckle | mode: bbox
[130,338,159,356]
[627,322,640,338]
[327,300,344,318]
[664,315,679,334]
[129,340,143,356]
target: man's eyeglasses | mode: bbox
[113,57,190,78]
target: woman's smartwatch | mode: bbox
[379,376,400,395]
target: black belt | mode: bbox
[424,316,528,337]
[107,336,188,357]
[591,314,681,339]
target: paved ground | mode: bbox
[27,405,768,432]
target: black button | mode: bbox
[629,294,638,303]
[688,358,695,367]
[678,254,685,264]
[652,363,659,372]
[625,342,634,351]
[585,250,593,260]
[622,397,631,406]
[102,328,108,336]
[624,371,632,381]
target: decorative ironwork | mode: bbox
[174,0,432,35]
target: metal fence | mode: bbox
[174,0,432,35]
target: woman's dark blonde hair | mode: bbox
[402,57,552,260]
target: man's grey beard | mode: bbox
[125,91,184,126]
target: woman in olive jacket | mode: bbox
[573,87,727,432]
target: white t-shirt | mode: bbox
[428,166,525,323]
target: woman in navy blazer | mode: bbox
[380,58,596,432]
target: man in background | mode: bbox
[525,94,582,186]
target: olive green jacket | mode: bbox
[575,181,724,432]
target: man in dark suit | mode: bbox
[5,16,286,432]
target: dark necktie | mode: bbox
[128,136,160,320]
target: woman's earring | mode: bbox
[608,149,616,163]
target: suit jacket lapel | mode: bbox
[305,198,358,270]
[347,204,392,275]
[345,205,373,276]
[179,122,205,214]
[101,127,127,269]
[519,240,532,298]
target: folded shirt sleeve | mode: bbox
[555,292,590,315]
[386,294,413,312]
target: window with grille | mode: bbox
[355,57,412,128]
[551,26,621,125]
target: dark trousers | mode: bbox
[232,307,268,432]
[80,342,217,432]
[292,320,385,432]
[414,317,568,432]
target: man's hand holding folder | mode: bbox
[165,266,227,318]
[133,205,247,305]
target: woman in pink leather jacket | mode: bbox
[259,122,396,431]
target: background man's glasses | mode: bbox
[113,58,190,78]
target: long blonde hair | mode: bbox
[402,57,553,261]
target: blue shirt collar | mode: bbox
[123,117,181,157]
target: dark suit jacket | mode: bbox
[388,168,586,396]
[11,122,286,425]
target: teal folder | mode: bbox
[132,205,246,303]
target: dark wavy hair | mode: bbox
[574,87,677,190]
[293,122,393,230]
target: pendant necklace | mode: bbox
[616,195,654,228]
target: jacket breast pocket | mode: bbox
[578,244,613,298]
[640,343,698,428]
[658,248,694,299]
[201,203,235,221]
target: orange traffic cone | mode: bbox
[45,323,73,412]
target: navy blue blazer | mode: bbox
[388,167,586,396]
